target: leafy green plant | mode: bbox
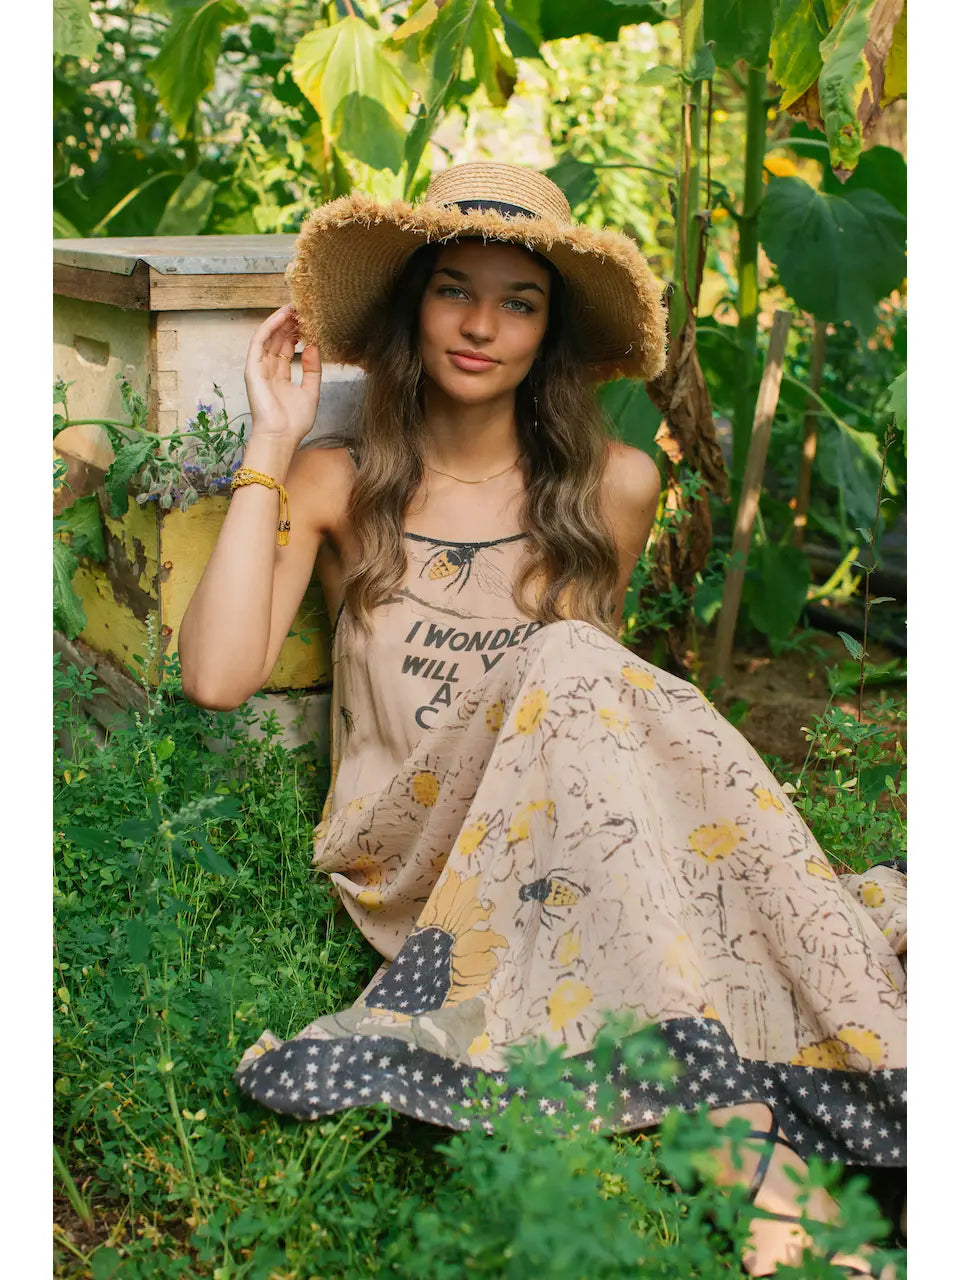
[53,375,248,641]
[775,417,906,875]
[777,694,905,876]
[54,619,906,1276]
[621,468,726,659]
[54,381,109,639]
[56,375,247,518]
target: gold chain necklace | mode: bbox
[426,455,521,485]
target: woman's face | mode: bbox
[417,240,551,407]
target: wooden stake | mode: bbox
[792,319,827,547]
[711,309,793,685]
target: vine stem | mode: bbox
[55,418,155,442]
[857,429,894,726]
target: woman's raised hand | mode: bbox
[244,305,323,443]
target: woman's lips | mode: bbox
[448,352,498,372]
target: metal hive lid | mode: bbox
[53,235,298,276]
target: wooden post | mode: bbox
[711,309,793,685]
[791,319,827,547]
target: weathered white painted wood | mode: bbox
[53,296,151,470]
[153,309,364,443]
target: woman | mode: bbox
[179,164,905,1277]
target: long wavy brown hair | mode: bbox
[325,239,622,638]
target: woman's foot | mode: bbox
[705,1103,895,1279]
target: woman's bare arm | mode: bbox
[178,305,346,709]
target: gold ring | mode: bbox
[277,353,292,362]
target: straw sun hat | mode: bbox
[287,162,667,383]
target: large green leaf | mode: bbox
[292,16,410,173]
[885,370,906,433]
[821,144,906,215]
[704,0,775,69]
[541,0,668,42]
[772,0,905,176]
[147,0,245,137]
[428,0,517,108]
[545,152,599,212]
[817,0,876,174]
[814,418,887,531]
[400,0,517,185]
[155,169,217,234]
[53,540,85,640]
[495,0,543,57]
[54,0,99,60]
[597,378,663,458]
[335,94,405,173]
[757,176,906,335]
[54,495,106,562]
[770,0,832,109]
[104,438,155,519]
[743,542,810,646]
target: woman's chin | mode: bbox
[424,373,518,408]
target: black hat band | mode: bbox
[451,198,537,219]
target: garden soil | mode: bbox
[668,631,904,770]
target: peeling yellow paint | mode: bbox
[73,562,155,678]
[72,493,332,689]
[158,497,331,688]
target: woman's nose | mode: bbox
[460,300,497,342]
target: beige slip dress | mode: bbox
[235,475,906,1166]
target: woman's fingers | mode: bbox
[246,306,289,371]
[299,344,323,399]
[253,308,301,376]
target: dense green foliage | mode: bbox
[54,1,907,660]
[53,651,905,1277]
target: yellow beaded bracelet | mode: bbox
[230,466,291,546]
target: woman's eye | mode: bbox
[504,299,534,313]
[438,285,467,298]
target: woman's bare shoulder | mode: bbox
[601,439,661,563]
[286,441,358,537]
[602,439,660,511]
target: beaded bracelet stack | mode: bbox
[230,467,291,546]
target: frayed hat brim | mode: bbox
[287,193,668,383]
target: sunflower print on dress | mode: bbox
[362,870,508,1015]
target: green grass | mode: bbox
[53,652,905,1279]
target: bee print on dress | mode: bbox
[339,705,355,735]
[518,870,590,927]
[417,542,516,597]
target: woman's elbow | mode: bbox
[180,668,249,712]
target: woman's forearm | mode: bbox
[178,434,299,708]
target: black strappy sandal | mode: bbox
[741,1115,887,1279]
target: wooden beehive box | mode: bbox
[54,236,364,749]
